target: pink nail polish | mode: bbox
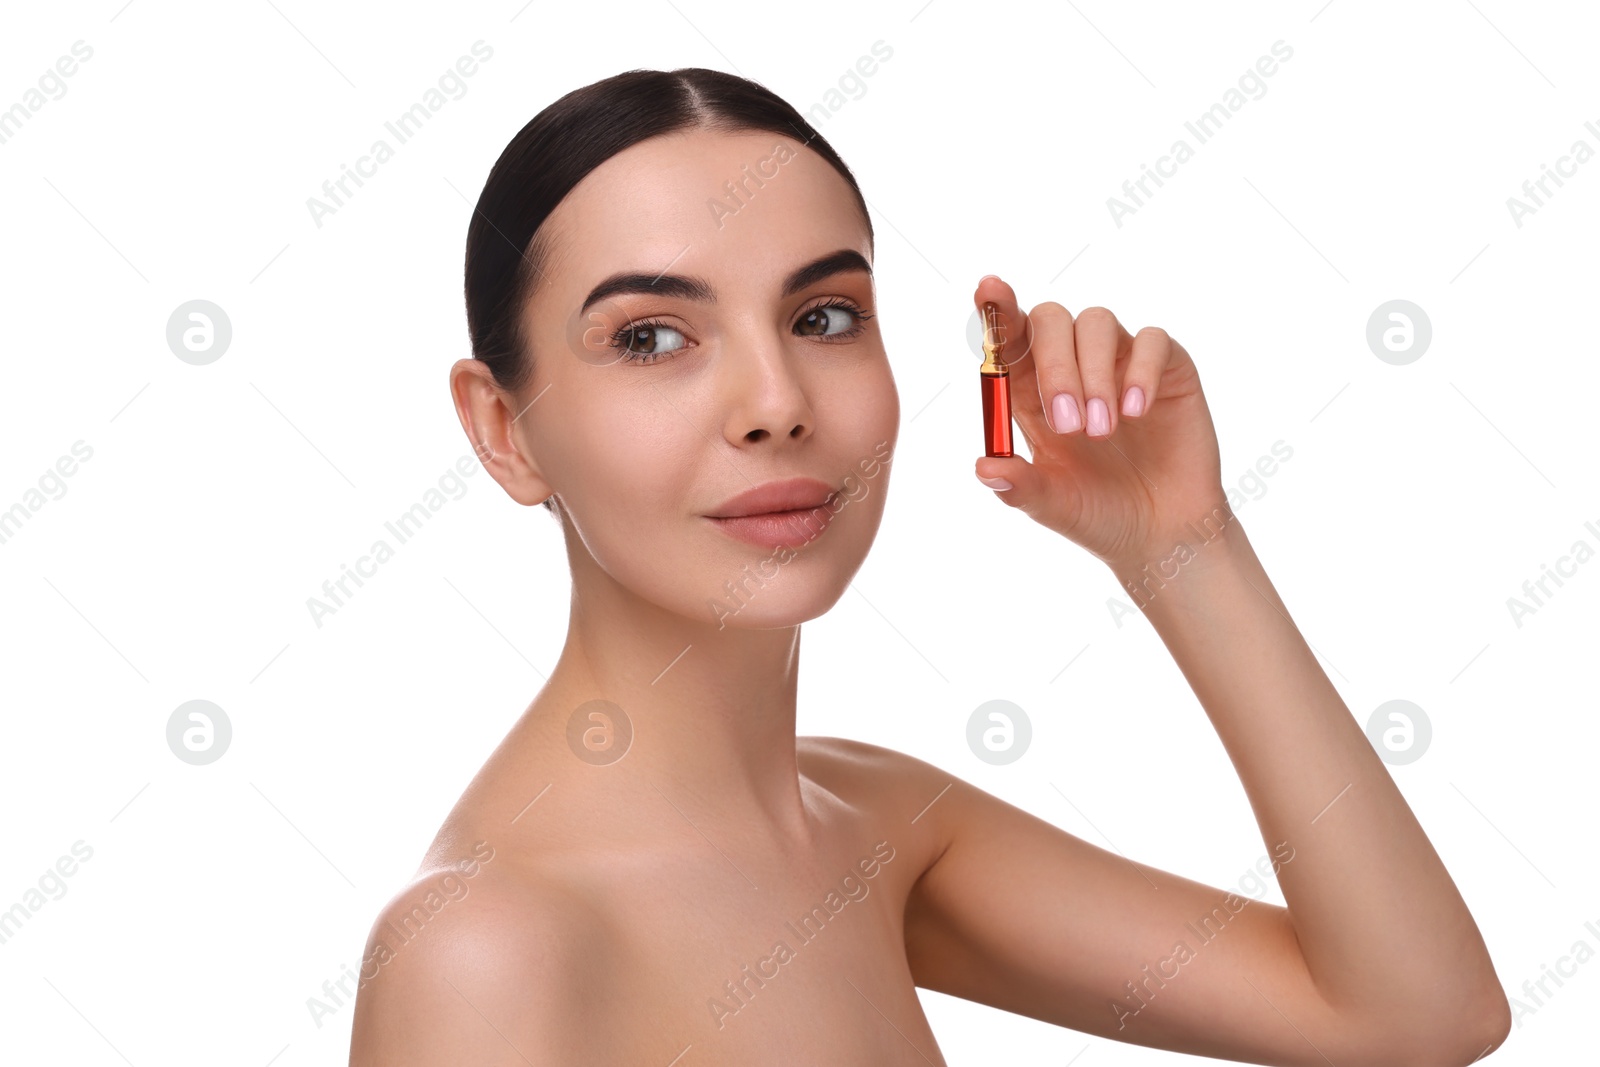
[1087,397,1110,436]
[1121,385,1145,417]
[1051,393,1081,433]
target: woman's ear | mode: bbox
[449,358,553,507]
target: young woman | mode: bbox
[346,67,1510,1066]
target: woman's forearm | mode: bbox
[1108,511,1507,1042]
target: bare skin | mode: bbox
[346,127,1511,1066]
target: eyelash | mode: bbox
[607,298,875,365]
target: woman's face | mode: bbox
[513,127,898,630]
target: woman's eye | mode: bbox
[609,321,687,362]
[796,303,864,339]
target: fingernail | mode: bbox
[1051,392,1081,434]
[1087,397,1110,436]
[979,274,1000,283]
[1121,385,1145,417]
[977,474,1013,491]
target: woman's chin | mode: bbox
[694,556,852,632]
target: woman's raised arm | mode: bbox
[933,278,1511,1063]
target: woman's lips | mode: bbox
[706,503,835,549]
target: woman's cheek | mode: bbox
[860,357,900,451]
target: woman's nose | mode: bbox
[717,327,816,447]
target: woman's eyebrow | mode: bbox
[579,248,871,315]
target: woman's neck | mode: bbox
[494,572,818,859]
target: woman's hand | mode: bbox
[972,276,1228,571]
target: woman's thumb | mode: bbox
[974,454,1049,514]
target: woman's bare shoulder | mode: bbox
[798,734,955,778]
[797,735,966,821]
[347,847,605,1066]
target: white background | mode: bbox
[1,0,1596,1063]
